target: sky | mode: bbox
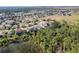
[0,0,78,6]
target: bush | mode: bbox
[0,20,79,53]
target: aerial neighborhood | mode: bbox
[0,7,79,53]
[0,7,76,37]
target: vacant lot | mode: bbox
[43,14,79,24]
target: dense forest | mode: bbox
[0,20,79,53]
